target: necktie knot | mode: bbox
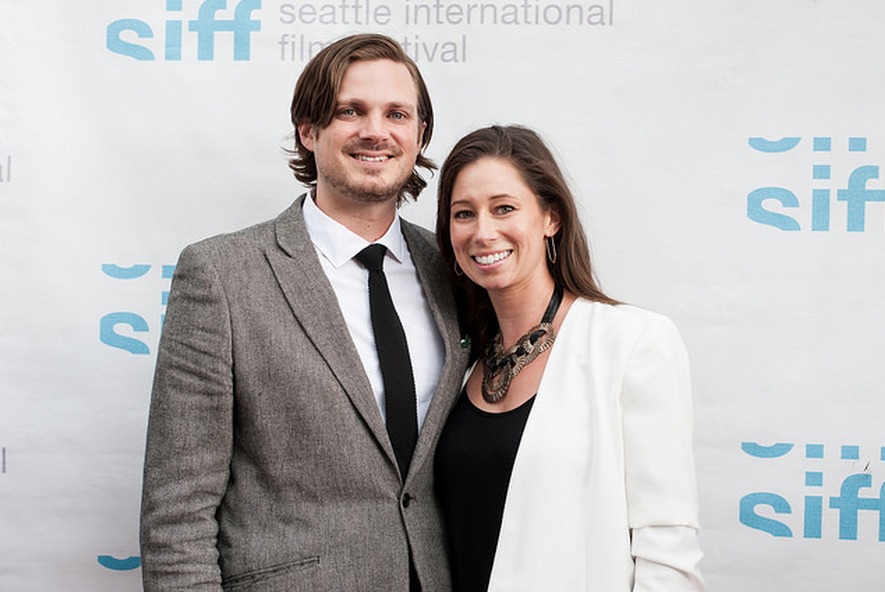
[355,244,387,272]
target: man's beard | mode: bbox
[329,175,404,203]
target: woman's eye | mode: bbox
[452,210,473,220]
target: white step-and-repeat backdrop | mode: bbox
[2,1,883,589]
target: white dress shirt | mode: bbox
[301,194,445,429]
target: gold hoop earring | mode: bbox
[546,236,557,264]
[454,261,464,276]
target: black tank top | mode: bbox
[435,390,535,592]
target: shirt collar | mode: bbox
[302,193,406,268]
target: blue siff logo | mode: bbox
[100,263,174,355]
[98,555,141,571]
[740,442,885,541]
[747,136,885,232]
[107,0,261,61]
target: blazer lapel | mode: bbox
[265,196,394,461]
[401,221,470,479]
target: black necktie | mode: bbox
[355,244,418,476]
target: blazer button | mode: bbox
[402,493,413,508]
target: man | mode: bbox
[140,34,469,591]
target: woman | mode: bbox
[434,125,704,591]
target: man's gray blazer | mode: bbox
[140,195,470,591]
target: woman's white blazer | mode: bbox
[487,299,704,591]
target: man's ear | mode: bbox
[297,121,316,151]
[418,121,427,148]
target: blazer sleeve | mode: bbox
[140,243,233,591]
[620,314,704,590]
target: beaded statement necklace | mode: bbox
[481,283,564,403]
